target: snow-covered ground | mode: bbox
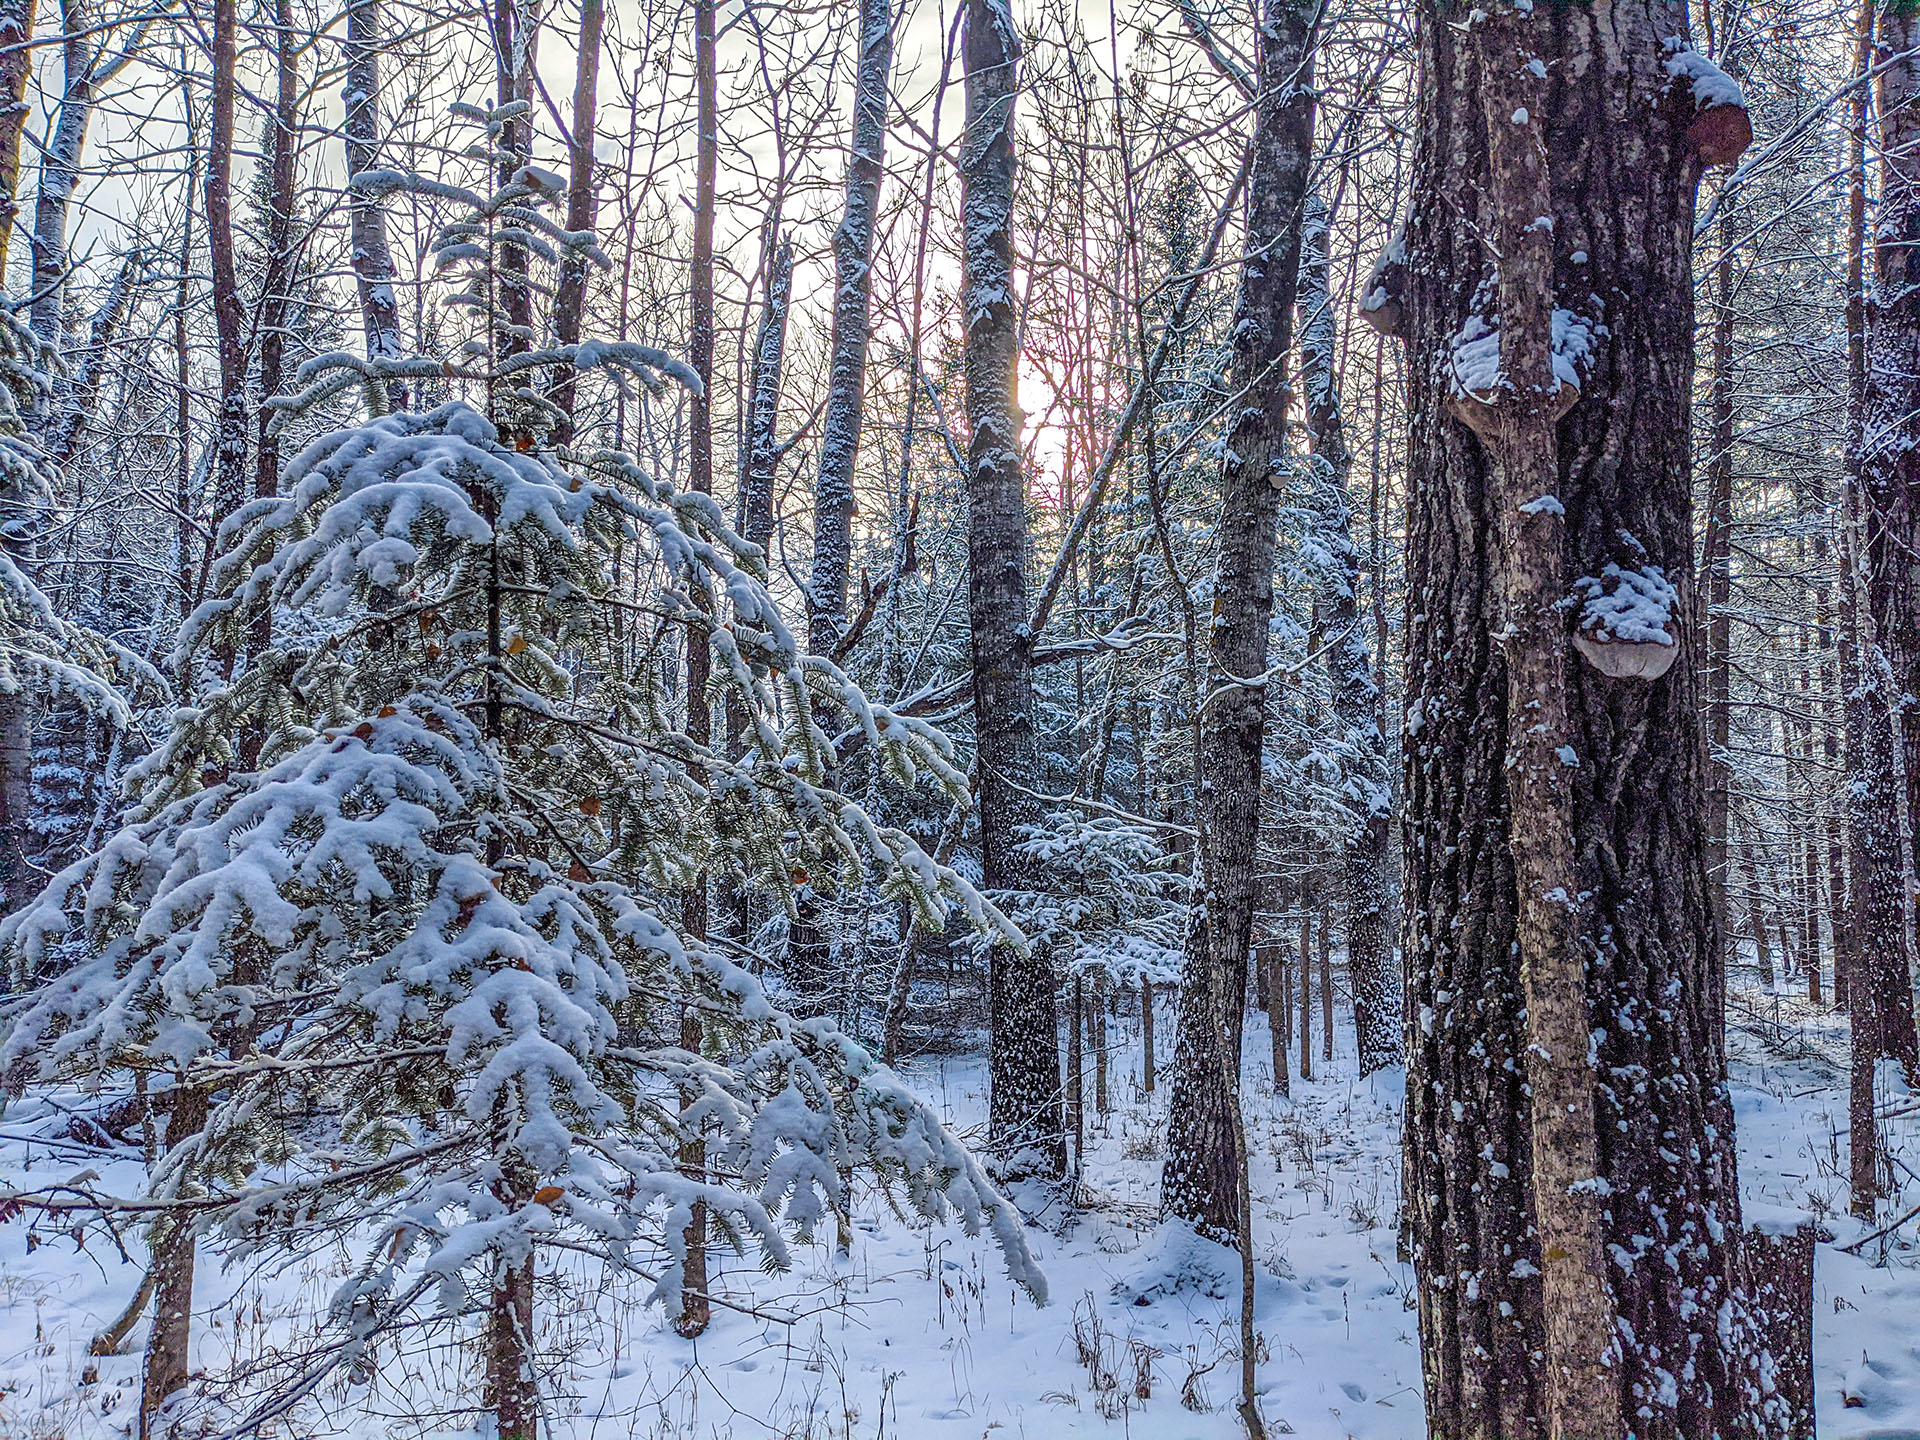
[0,969,1914,1439]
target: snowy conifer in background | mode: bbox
[0,306,155,911]
[0,99,1040,1439]
[1003,811,1186,998]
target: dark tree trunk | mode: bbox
[1860,1,1920,1090]
[1702,214,1736,958]
[344,0,407,410]
[1296,910,1312,1084]
[741,238,792,558]
[1262,943,1288,1097]
[1397,3,1765,1435]
[673,0,719,1336]
[1300,190,1399,1075]
[550,0,603,438]
[252,0,299,499]
[137,1083,206,1438]
[205,0,248,542]
[1141,981,1155,1093]
[962,0,1064,1181]
[811,0,892,653]
[0,0,35,279]
[1158,0,1315,1242]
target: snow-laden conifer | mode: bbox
[0,97,1040,1437]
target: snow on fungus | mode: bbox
[1664,39,1752,167]
[1444,308,1592,440]
[1571,563,1679,681]
[1360,225,1410,339]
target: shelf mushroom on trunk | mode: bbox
[1571,560,1681,680]
[1442,302,1597,439]
[1666,38,1752,168]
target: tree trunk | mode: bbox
[1263,943,1288,1097]
[1861,0,1920,1088]
[0,0,36,279]
[483,1138,538,1440]
[30,0,103,351]
[1141,981,1155,1094]
[1702,211,1737,960]
[345,0,407,410]
[138,1083,206,1438]
[741,238,792,558]
[673,0,718,1337]
[1397,1,1759,1433]
[962,0,1064,1182]
[1069,975,1084,1171]
[549,0,603,438]
[1299,189,1399,1075]
[1743,838,1776,987]
[1843,0,1873,1022]
[172,112,196,622]
[1297,910,1312,1084]
[1317,907,1333,1064]
[3,0,98,904]
[1093,977,1108,1115]
[1158,0,1315,1241]
[811,0,892,653]
[205,0,248,554]
[251,0,299,499]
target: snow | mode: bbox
[1574,562,1680,646]
[0,958,1909,1438]
[1665,38,1748,113]
[1449,306,1602,398]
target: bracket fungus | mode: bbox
[1665,39,1752,168]
[1360,226,1410,340]
[1442,306,1598,440]
[1571,562,1679,681]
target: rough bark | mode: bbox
[673,0,718,1336]
[1398,1,1762,1434]
[1861,0,1920,1088]
[962,0,1064,1181]
[811,0,893,653]
[345,0,407,410]
[1473,15,1624,1432]
[1300,190,1399,1075]
[1158,0,1315,1241]
[137,1083,206,1437]
[1702,212,1737,957]
[0,0,37,279]
[550,0,603,437]
[741,238,791,558]
[1735,1221,1820,1440]
[205,0,248,537]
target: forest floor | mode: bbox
[0,963,1913,1440]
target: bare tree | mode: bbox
[1159,0,1316,1240]
[963,0,1064,1181]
